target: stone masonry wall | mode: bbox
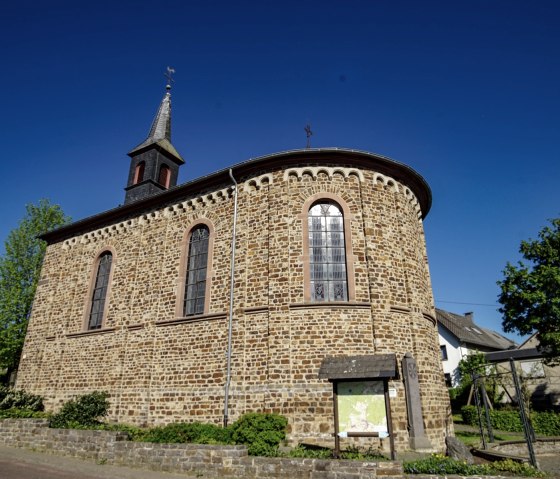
[0,419,404,479]
[17,157,451,453]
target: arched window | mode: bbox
[184,225,210,316]
[158,164,171,188]
[88,251,113,330]
[134,162,145,184]
[308,202,348,301]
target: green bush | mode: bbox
[531,411,560,436]
[99,423,149,441]
[0,386,44,411]
[48,391,110,429]
[404,454,486,475]
[288,445,332,459]
[404,454,544,477]
[141,422,231,444]
[461,405,560,435]
[0,408,48,419]
[230,413,287,456]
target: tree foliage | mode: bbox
[458,352,488,385]
[498,218,560,364]
[0,199,70,372]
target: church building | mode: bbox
[17,78,452,453]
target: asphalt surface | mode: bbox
[0,446,187,479]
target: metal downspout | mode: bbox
[224,169,238,427]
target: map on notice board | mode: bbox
[337,381,388,434]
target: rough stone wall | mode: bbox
[17,159,451,452]
[0,419,406,479]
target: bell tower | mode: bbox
[124,68,184,204]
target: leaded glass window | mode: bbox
[308,202,348,301]
[184,225,209,316]
[88,251,113,330]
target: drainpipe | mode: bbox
[224,169,238,427]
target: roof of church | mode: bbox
[40,147,432,243]
[436,308,516,350]
[128,86,184,163]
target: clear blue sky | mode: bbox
[1,1,558,341]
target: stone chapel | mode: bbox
[16,79,452,453]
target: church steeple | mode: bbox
[124,68,184,205]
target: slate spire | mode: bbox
[124,69,184,205]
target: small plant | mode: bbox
[230,412,287,456]
[404,454,544,477]
[288,445,333,459]
[0,408,48,419]
[340,445,387,461]
[404,454,484,475]
[100,423,149,441]
[141,421,231,444]
[491,458,545,477]
[48,391,110,429]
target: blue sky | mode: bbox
[1,1,558,341]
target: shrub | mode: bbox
[141,422,231,444]
[404,454,486,475]
[288,445,332,459]
[0,408,48,419]
[404,454,544,477]
[0,386,44,411]
[230,413,287,456]
[100,423,149,441]
[461,405,560,435]
[48,391,110,428]
[531,411,560,436]
[491,458,545,477]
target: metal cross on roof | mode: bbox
[164,66,176,90]
[304,124,313,148]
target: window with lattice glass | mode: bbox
[308,202,348,301]
[88,251,112,330]
[184,225,209,316]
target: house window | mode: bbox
[88,251,113,330]
[184,225,210,316]
[158,164,171,188]
[134,162,145,184]
[444,373,452,387]
[308,201,348,301]
[440,345,448,361]
[520,360,545,378]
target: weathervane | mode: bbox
[164,66,175,90]
[304,124,313,149]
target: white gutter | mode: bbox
[223,168,238,427]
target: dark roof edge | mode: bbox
[41,147,432,244]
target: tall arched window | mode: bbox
[184,225,210,316]
[88,251,113,330]
[134,162,145,184]
[308,202,348,301]
[158,164,171,188]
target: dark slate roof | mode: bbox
[128,89,184,163]
[436,308,516,350]
[318,354,397,380]
[40,148,432,243]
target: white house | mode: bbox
[437,309,516,387]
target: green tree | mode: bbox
[498,218,560,364]
[0,200,70,376]
[458,352,488,386]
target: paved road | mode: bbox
[0,446,187,479]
